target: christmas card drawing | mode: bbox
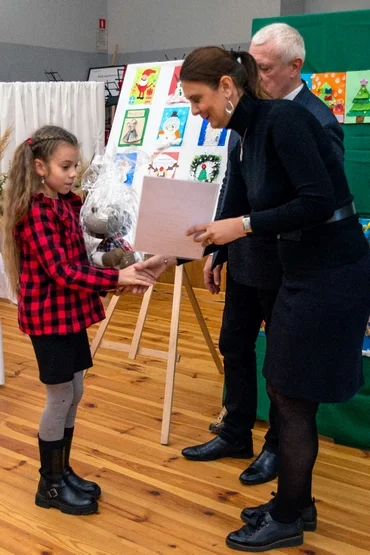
[156,107,190,149]
[190,154,222,183]
[311,72,347,123]
[345,71,370,124]
[198,120,228,147]
[301,73,313,90]
[129,66,160,105]
[115,152,138,185]
[119,108,149,147]
[167,65,189,105]
[148,152,179,178]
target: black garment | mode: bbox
[222,94,369,402]
[214,82,345,286]
[264,252,370,402]
[30,329,92,384]
[218,269,277,445]
[213,85,346,444]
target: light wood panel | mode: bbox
[0,286,369,555]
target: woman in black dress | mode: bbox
[137,47,370,552]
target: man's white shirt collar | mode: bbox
[284,82,304,101]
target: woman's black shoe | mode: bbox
[240,493,317,532]
[226,512,303,552]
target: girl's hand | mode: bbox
[114,285,149,295]
[187,217,245,247]
[134,255,177,279]
[118,265,156,288]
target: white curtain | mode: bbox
[0,81,105,172]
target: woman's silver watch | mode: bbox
[242,215,252,234]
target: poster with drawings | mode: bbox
[106,60,228,260]
[106,60,229,229]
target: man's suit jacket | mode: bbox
[211,83,345,279]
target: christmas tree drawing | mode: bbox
[316,82,335,110]
[346,78,370,123]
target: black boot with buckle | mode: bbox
[63,427,101,499]
[35,436,98,515]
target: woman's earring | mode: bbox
[225,100,235,116]
[41,177,45,185]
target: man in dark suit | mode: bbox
[182,24,345,485]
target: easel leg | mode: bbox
[90,294,120,358]
[183,267,224,375]
[128,285,154,359]
[161,265,183,445]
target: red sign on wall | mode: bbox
[99,18,106,29]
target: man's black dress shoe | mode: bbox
[240,492,317,532]
[239,449,278,485]
[226,512,303,552]
[182,436,253,461]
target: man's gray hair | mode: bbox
[251,23,306,64]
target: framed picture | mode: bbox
[87,65,127,100]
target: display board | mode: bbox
[106,60,228,198]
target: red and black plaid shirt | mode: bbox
[15,192,119,336]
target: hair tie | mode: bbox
[26,138,33,145]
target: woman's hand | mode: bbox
[187,217,245,247]
[118,265,157,288]
[203,255,222,294]
[134,255,177,279]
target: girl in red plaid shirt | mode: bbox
[2,125,156,516]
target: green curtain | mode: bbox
[252,10,370,449]
[252,10,370,215]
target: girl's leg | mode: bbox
[36,378,97,514]
[65,370,84,429]
[39,381,74,441]
[63,371,101,498]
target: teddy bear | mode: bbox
[80,150,145,269]
[83,202,140,269]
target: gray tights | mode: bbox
[39,371,84,441]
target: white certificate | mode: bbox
[133,175,220,259]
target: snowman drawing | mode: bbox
[157,111,182,149]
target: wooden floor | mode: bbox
[0,284,370,555]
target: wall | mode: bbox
[281,0,305,15]
[0,0,108,81]
[304,0,370,12]
[108,0,280,59]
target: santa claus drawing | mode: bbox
[136,68,156,100]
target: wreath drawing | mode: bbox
[189,154,222,183]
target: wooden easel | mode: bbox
[90,264,223,444]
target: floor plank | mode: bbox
[0,285,369,554]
